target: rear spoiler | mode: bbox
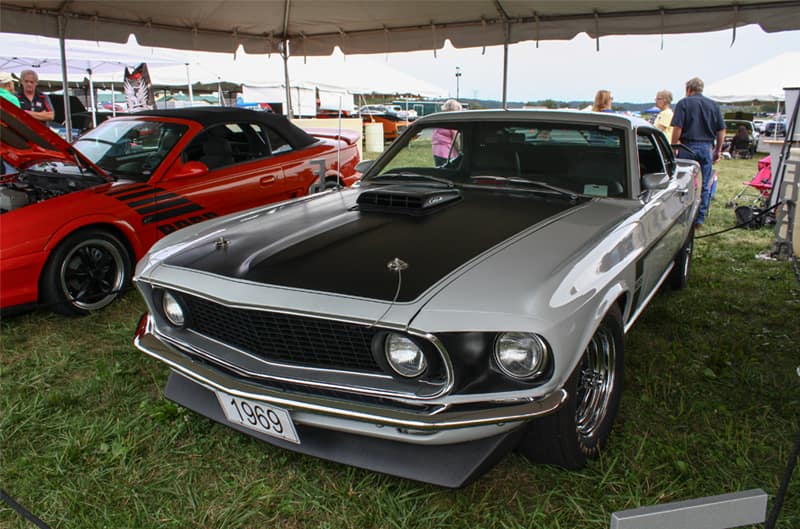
[304,127,361,145]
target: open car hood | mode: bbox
[0,98,109,179]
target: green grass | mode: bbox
[2,155,799,528]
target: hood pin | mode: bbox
[387,257,408,272]
[215,237,230,250]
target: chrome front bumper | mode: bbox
[134,314,567,444]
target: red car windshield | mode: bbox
[75,120,187,181]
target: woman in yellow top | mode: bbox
[653,90,673,140]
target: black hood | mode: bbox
[164,186,585,302]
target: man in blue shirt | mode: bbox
[670,77,725,230]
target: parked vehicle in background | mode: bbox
[133,109,700,487]
[0,102,360,316]
[753,119,766,133]
[722,119,758,158]
[764,119,787,136]
[357,104,410,141]
[384,104,418,121]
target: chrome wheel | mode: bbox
[575,325,616,440]
[58,237,127,311]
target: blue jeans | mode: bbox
[680,141,714,224]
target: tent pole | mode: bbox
[111,81,116,117]
[502,22,509,110]
[185,63,194,106]
[281,0,294,119]
[57,16,73,142]
[87,69,97,128]
[282,41,293,119]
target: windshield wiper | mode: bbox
[372,171,454,188]
[469,175,578,201]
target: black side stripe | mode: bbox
[128,192,181,208]
[136,198,192,215]
[106,184,151,196]
[114,187,167,201]
[143,204,205,224]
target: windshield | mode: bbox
[367,120,628,198]
[76,119,187,181]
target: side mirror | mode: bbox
[642,172,670,191]
[167,160,208,179]
[355,160,374,174]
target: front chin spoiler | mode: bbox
[165,371,524,488]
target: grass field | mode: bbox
[2,155,799,528]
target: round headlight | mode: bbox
[384,333,427,378]
[162,291,185,327]
[494,332,549,379]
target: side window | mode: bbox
[262,126,293,155]
[183,124,237,171]
[636,131,666,177]
[653,131,676,175]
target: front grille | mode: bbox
[183,295,382,372]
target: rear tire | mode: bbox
[520,305,624,468]
[669,227,694,290]
[40,229,132,316]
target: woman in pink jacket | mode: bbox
[432,99,463,166]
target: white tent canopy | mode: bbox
[705,52,800,102]
[0,32,184,76]
[2,1,799,55]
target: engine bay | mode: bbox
[0,161,106,213]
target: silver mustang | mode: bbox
[133,110,700,487]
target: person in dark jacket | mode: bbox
[17,69,54,123]
[729,125,751,153]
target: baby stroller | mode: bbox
[725,155,773,228]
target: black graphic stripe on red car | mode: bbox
[106,186,214,226]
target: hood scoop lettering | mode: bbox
[356,185,462,216]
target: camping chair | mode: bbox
[725,155,773,210]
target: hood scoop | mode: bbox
[357,185,462,216]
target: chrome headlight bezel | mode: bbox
[493,332,550,380]
[383,332,429,378]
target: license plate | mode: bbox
[216,391,300,444]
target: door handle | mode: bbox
[260,176,275,185]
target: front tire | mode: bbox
[40,229,132,316]
[520,305,624,469]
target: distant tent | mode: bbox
[645,106,660,113]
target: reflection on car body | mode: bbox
[133,109,700,487]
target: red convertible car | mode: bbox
[0,101,360,316]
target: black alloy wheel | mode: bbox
[41,228,132,316]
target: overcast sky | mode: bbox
[376,24,800,104]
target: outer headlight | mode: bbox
[494,332,549,379]
[162,291,186,327]
[384,333,427,378]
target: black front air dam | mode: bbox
[164,371,523,488]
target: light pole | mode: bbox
[455,66,461,101]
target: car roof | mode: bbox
[129,106,317,148]
[413,109,649,129]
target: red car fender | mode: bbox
[43,214,149,262]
